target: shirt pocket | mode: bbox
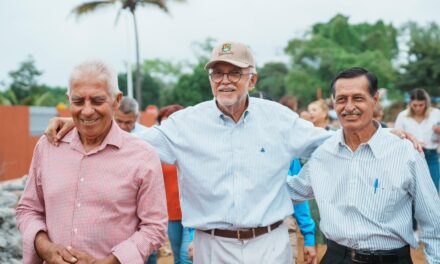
[369,185,402,223]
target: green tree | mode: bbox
[118,70,161,108]
[167,62,211,107]
[398,22,440,96]
[1,57,68,106]
[9,56,43,103]
[284,14,399,103]
[71,0,183,108]
[161,38,216,107]
[141,58,183,107]
[255,62,289,100]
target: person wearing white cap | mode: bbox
[43,43,418,264]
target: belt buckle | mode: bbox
[237,230,241,240]
[351,249,378,264]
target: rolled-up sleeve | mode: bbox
[287,161,315,201]
[112,150,168,264]
[16,140,47,264]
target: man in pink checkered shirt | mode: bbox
[16,60,167,264]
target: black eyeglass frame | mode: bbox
[209,71,253,84]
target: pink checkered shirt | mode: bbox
[16,122,167,264]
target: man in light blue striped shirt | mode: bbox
[288,67,440,264]
[136,42,330,263]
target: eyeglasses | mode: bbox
[209,71,253,84]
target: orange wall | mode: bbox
[0,106,39,181]
[0,105,158,181]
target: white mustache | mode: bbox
[341,109,362,117]
[218,85,236,92]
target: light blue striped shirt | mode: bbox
[137,97,330,230]
[131,122,149,134]
[287,125,440,263]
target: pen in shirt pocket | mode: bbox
[374,178,379,194]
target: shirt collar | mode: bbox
[61,120,123,154]
[213,96,252,124]
[336,121,382,158]
[365,121,384,158]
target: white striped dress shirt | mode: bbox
[287,125,440,263]
[137,97,330,230]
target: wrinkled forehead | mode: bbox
[70,78,111,95]
[334,76,370,95]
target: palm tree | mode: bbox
[71,0,176,109]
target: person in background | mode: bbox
[157,104,195,264]
[115,96,148,134]
[264,94,317,264]
[306,99,332,246]
[373,103,388,128]
[308,99,331,130]
[286,159,317,264]
[395,88,440,192]
[279,95,298,113]
[299,110,312,121]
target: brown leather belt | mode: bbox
[201,220,283,240]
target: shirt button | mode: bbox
[77,203,81,208]
[80,178,84,182]
[73,228,78,233]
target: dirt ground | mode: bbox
[157,230,427,264]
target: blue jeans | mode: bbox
[424,148,440,192]
[168,220,194,264]
[145,251,157,264]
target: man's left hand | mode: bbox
[66,247,120,264]
[390,129,423,153]
[303,246,317,264]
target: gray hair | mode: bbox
[249,67,257,74]
[119,96,139,115]
[68,60,120,97]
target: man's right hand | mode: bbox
[44,117,75,146]
[35,231,78,264]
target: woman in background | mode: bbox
[308,99,330,130]
[395,88,440,191]
[157,104,194,264]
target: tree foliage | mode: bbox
[284,14,399,103]
[4,19,440,108]
[159,38,216,107]
[0,57,68,106]
[71,0,183,108]
[255,62,289,101]
[118,70,161,109]
[398,22,440,96]
[165,62,211,107]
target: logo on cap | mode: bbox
[222,43,232,53]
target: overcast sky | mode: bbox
[1,0,439,89]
